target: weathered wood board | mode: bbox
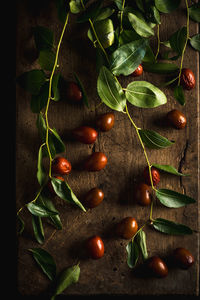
[16,0,199,296]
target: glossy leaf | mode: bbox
[17,69,46,95]
[37,144,47,186]
[38,50,56,71]
[139,129,174,149]
[50,128,66,154]
[142,44,155,63]
[52,73,61,101]
[143,62,179,74]
[42,197,62,230]
[69,0,84,14]
[29,248,56,281]
[152,164,190,176]
[155,0,181,13]
[32,215,44,244]
[51,264,80,299]
[153,218,193,235]
[109,39,147,76]
[189,3,200,23]
[146,6,161,24]
[97,66,126,112]
[27,202,59,217]
[51,178,86,212]
[156,189,196,208]
[125,81,167,108]
[74,72,89,107]
[190,34,200,52]
[169,27,187,56]
[95,7,115,21]
[126,239,139,268]
[128,13,154,38]
[174,85,185,106]
[136,230,148,261]
[33,26,54,51]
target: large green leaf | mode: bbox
[126,239,139,268]
[38,50,56,71]
[136,230,148,261]
[189,3,200,23]
[32,215,44,244]
[109,39,147,76]
[97,66,126,112]
[125,80,167,108]
[17,69,46,95]
[128,13,154,38]
[156,189,196,208]
[190,34,200,52]
[27,202,59,217]
[152,164,190,176]
[153,218,193,235]
[169,27,187,57]
[139,129,174,149]
[174,85,185,106]
[155,0,181,13]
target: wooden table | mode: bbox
[16,0,199,296]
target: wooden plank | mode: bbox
[16,0,199,296]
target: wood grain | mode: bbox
[16,0,199,296]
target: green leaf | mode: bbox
[152,218,193,235]
[128,13,154,38]
[152,164,190,176]
[139,129,174,149]
[69,0,83,14]
[74,73,89,107]
[52,73,61,101]
[42,197,62,230]
[51,264,80,299]
[29,248,56,281]
[155,0,181,13]
[17,69,46,95]
[95,7,115,21]
[118,29,141,46]
[143,62,179,74]
[156,189,196,208]
[109,39,147,76]
[146,6,161,24]
[136,230,148,261]
[30,82,49,113]
[33,26,54,51]
[189,3,200,23]
[126,239,139,268]
[38,50,56,71]
[32,215,44,244]
[97,66,126,112]
[17,215,25,235]
[190,34,200,52]
[37,144,47,186]
[142,44,156,63]
[27,202,59,217]
[174,85,185,106]
[51,178,86,212]
[125,81,167,108]
[50,128,66,154]
[77,0,102,23]
[169,27,187,57]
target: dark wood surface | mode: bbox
[16,0,199,296]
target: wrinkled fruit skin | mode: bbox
[116,217,138,239]
[84,187,104,208]
[48,176,64,195]
[131,64,143,77]
[147,256,168,278]
[96,113,115,132]
[135,183,152,206]
[52,157,72,175]
[66,82,82,102]
[84,152,107,171]
[143,166,160,186]
[180,68,195,90]
[166,109,187,130]
[86,235,104,259]
[72,126,98,144]
[173,247,194,269]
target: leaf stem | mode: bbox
[120,0,126,34]
[155,24,160,60]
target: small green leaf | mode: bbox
[97,66,126,112]
[128,13,154,38]
[51,178,86,212]
[153,218,193,235]
[155,0,181,13]
[174,85,185,106]
[74,73,89,107]
[69,0,83,14]
[17,215,25,235]
[146,6,161,24]
[136,230,148,261]
[126,239,139,268]
[50,128,66,154]
[30,82,49,113]
[17,69,46,95]
[125,81,167,108]
[94,7,115,21]
[33,26,54,51]
[190,34,200,52]
[169,27,187,57]
[156,189,196,208]
[152,164,190,176]
[37,144,47,186]
[52,73,61,101]
[139,129,174,149]
[51,263,80,299]
[189,3,200,23]
[38,50,56,71]
[29,248,56,281]
[42,197,62,230]
[143,62,179,74]
[32,215,45,244]
[27,202,59,217]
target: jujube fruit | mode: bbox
[66,82,82,102]
[72,126,98,144]
[147,256,168,278]
[180,68,195,90]
[86,235,104,259]
[116,217,138,239]
[166,109,187,129]
[143,166,160,186]
[83,152,107,171]
[173,247,194,269]
[48,176,64,195]
[84,187,104,208]
[96,113,115,132]
[52,157,72,175]
[135,183,152,206]
[131,64,143,77]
